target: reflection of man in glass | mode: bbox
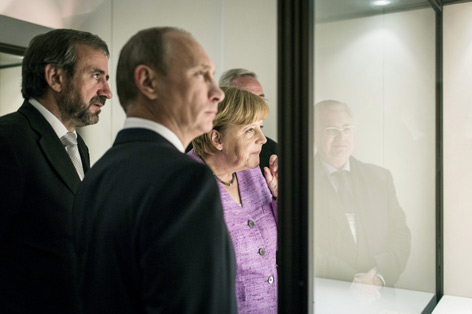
[314,100,411,288]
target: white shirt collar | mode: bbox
[320,157,351,191]
[320,157,351,176]
[29,98,75,139]
[123,117,185,153]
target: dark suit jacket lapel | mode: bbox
[77,133,90,172]
[18,101,82,193]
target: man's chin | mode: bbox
[88,115,100,126]
[76,113,100,127]
[330,158,349,169]
[199,122,215,134]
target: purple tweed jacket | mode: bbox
[188,150,278,314]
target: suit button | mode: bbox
[268,276,274,284]
[248,220,255,228]
[259,248,265,256]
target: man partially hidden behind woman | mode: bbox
[188,86,278,314]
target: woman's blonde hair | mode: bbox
[192,86,269,156]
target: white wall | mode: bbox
[0,0,277,164]
[0,65,23,116]
[443,2,472,299]
[314,8,436,292]
[221,1,277,139]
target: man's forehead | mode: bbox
[317,109,351,126]
[323,108,350,119]
[76,43,107,58]
[75,44,108,70]
[168,33,213,69]
[231,76,264,95]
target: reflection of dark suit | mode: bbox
[0,101,87,313]
[259,136,278,174]
[314,155,411,286]
[73,128,237,314]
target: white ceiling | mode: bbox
[315,0,432,23]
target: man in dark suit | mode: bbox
[0,29,111,313]
[73,27,237,314]
[313,100,411,288]
[218,68,278,174]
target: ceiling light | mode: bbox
[372,0,392,6]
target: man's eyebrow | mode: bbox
[93,68,110,81]
[196,64,216,76]
[198,64,213,72]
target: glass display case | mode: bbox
[313,0,437,312]
[278,0,442,313]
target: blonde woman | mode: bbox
[188,87,278,314]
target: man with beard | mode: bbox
[0,29,111,313]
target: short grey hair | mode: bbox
[219,68,258,87]
[314,100,353,126]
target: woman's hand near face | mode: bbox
[264,154,278,198]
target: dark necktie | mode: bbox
[331,170,354,214]
[331,170,357,242]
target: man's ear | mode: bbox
[44,64,64,93]
[134,65,158,100]
[210,129,224,151]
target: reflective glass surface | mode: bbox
[311,1,436,312]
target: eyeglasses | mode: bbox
[323,125,356,137]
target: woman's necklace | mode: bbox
[214,172,236,186]
[200,155,236,186]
